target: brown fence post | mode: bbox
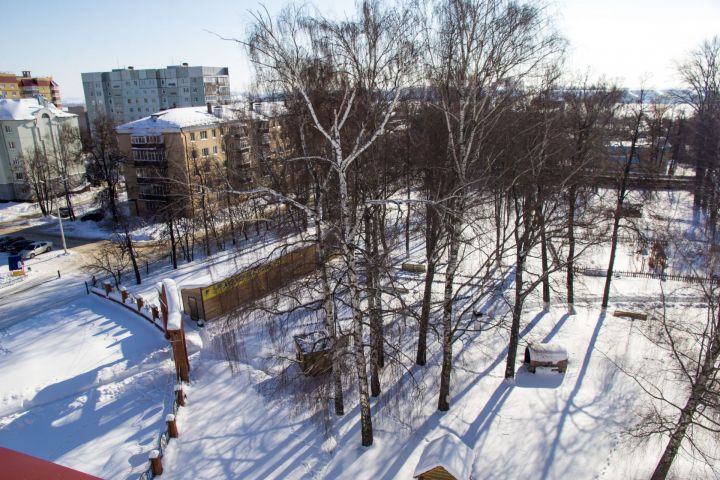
[149,450,163,476]
[120,287,129,303]
[175,384,185,407]
[136,296,144,311]
[151,305,160,320]
[103,282,112,296]
[167,329,190,382]
[166,414,178,438]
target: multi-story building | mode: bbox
[0,71,62,107]
[0,97,84,200]
[116,104,254,216]
[82,64,231,128]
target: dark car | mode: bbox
[7,240,33,255]
[58,207,72,218]
[80,210,104,222]
[0,236,24,251]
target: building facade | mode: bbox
[82,65,231,128]
[0,71,62,107]
[116,105,254,217]
[0,97,84,201]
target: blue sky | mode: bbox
[2,0,718,103]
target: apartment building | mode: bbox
[0,97,84,200]
[82,64,231,128]
[116,104,254,217]
[0,71,62,107]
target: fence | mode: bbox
[138,386,186,480]
[577,267,716,285]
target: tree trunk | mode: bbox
[537,201,550,309]
[316,217,344,416]
[566,185,577,309]
[365,212,381,397]
[168,215,178,270]
[339,175,372,446]
[417,203,439,366]
[505,247,525,379]
[438,213,461,411]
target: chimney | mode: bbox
[207,102,212,114]
[22,71,31,78]
[128,66,134,70]
[182,62,189,67]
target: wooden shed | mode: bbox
[413,434,474,480]
[180,243,319,322]
[293,331,333,376]
[524,342,568,373]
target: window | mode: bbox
[190,132,196,141]
[211,129,216,138]
[15,172,23,180]
[4,125,11,133]
[8,141,15,149]
[200,131,207,140]
[213,146,218,154]
[127,99,132,104]
[202,148,209,156]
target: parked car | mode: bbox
[7,239,33,255]
[0,236,24,251]
[58,207,72,218]
[19,241,53,259]
[80,210,104,222]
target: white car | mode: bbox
[20,241,53,259]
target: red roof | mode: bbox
[0,447,102,480]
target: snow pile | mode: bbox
[0,201,41,222]
[413,434,474,480]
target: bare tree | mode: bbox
[86,114,123,224]
[423,0,563,407]
[601,89,648,310]
[677,37,720,223]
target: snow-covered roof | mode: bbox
[413,433,474,480]
[116,106,241,135]
[162,278,183,331]
[0,97,75,121]
[527,343,568,363]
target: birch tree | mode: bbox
[245,0,417,446]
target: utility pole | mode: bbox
[56,197,68,255]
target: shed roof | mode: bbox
[413,433,474,480]
[0,447,101,480]
[527,342,568,363]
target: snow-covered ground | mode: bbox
[1,185,715,479]
[0,296,174,479]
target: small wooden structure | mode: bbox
[613,310,648,320]
[524,342,568,374]
[181,243,318,321]
[620,203,643,218]
[402,262,426,273]
[293,331,333,376]
[413,433,474,480]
